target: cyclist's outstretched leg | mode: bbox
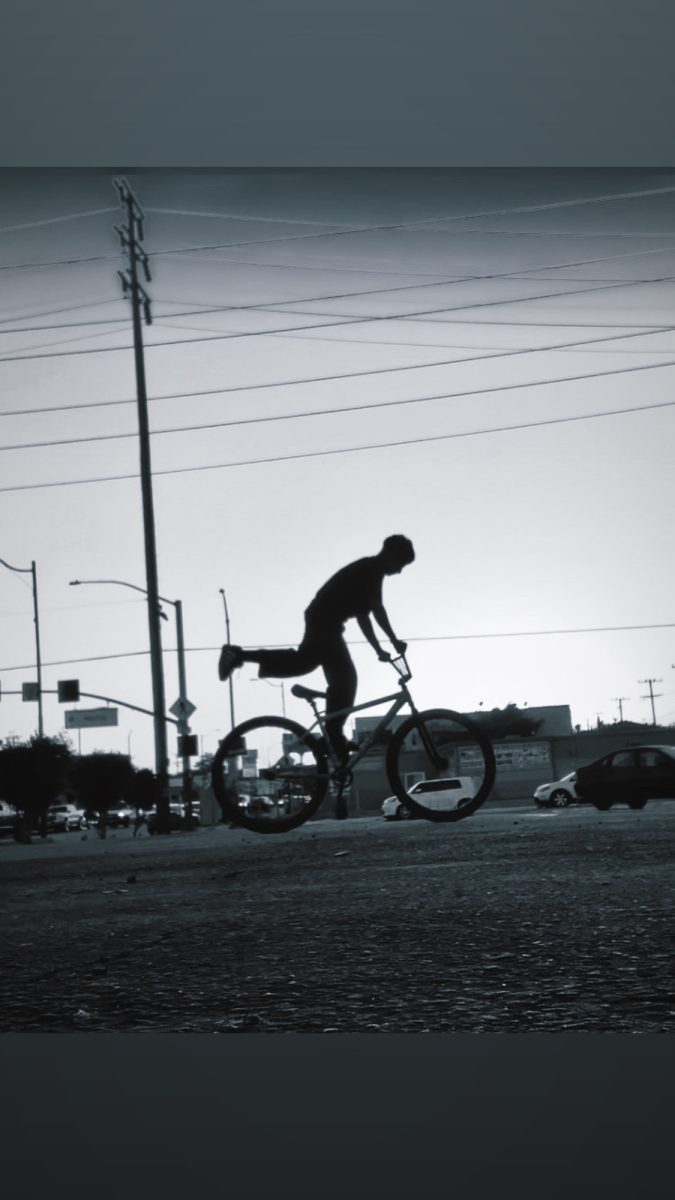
[385,709,495,822]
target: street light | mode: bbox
[200,728,221,756]
[1,557,44,737]
[219,587,236,731]
[69,577,191,802]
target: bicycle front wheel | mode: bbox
[386,708,495,822]
[211,716,329,834]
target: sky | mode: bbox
[2,167,675,773]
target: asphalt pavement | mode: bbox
[2,801,674,1031]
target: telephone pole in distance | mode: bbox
[113,179,169,821]
[638,678,662,726]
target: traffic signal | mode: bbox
[58,679,80,702]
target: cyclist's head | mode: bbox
[380,534,415,574]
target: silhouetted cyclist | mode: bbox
[218,535,415,759]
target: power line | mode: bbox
[145,206,357,228]
[2,620,675,673]
[4,322,675,455]
[4,179,675,275]
[4,308,675,421]
[409,228,675,239]
[0,297,124,328]
[4,262,675,366]
[163,316,675,357]
[0,206,118,234]
[3,219,675,350]
[4,266,672,337]
[2,379,675,494]
[141,182,675,249]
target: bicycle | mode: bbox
[211,655,495,834]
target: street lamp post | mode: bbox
[1,557,44,737]
[219,588,236,731]
[69,578,193,806]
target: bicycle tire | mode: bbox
[211,716,329,834]
[386,708,495,822]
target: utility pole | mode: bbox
[173,598,194,813]
[639,678,662,726]
[0,557,43,737]
[219,588,236,731]
[113,179,169,825]
[612,696,629,722]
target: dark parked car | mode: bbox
[146,802,198,833]
[105,804,134,828]
[574,744,675,810]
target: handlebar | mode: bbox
[390,653,412,684]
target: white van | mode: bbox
[382,777,476,819]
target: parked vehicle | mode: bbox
[105,804,133,828]
[382,777,476,820]
[533,771,580,808]
[0,800,19,837]
[146,802,198,833]
[46,803,88,832]
[574,744,675,810]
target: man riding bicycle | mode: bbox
[218,535,415,760]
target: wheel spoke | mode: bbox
[212,717,328,833]
[386,709,495,823]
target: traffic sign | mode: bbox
[58,679,80,702]
[65,708,119,729]
[170,697,196,719]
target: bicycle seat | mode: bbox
[291,683,327,701]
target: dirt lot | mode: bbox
[1,802,674,1032]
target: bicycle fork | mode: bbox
[411,707,450,773]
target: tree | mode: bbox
[0,735,73,841]
[129,767,156,812]
[475,703,542,740]
[71,751,135,837]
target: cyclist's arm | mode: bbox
[356,614,389,660]
[371,604,407,656]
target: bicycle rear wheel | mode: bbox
[386,708,495,822]
[211,716,329,834]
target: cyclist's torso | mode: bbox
[305,556,383,628]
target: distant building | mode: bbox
[348,703,569,814]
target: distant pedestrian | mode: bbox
[133,808,144,837]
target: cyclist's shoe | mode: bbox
[218,644,243,681]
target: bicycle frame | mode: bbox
[293,656,425,774]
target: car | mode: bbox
[146,802,197,833]
[382,777,476,820]
[0,800,19,837]
[105,804,134,828]
[46,803,88,832]
[533,771,580,808]
[574,744,675,810]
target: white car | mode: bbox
[382,777,476,820]
[46,803,88,832]
[533,771,580,808]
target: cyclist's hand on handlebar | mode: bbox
[392,639,407,656]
